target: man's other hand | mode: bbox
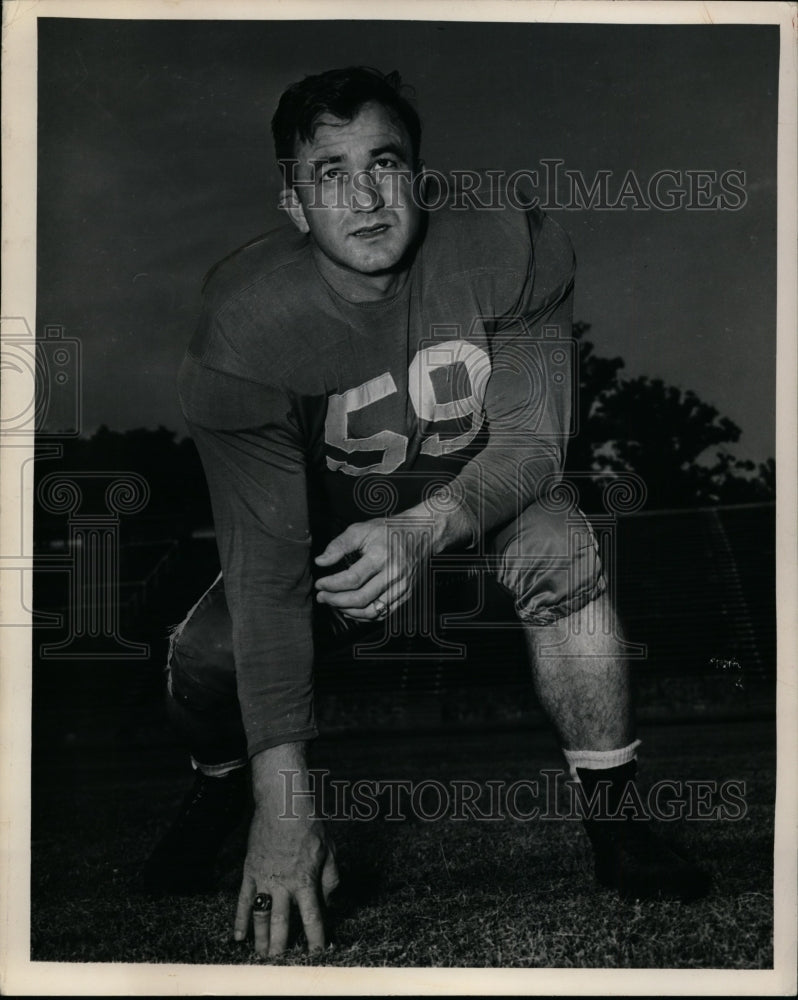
[313,512,433,621]
[314,496,473,620]
[235,743,338,958]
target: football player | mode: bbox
[139,67,709,957]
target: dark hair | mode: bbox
[271,66,422,178]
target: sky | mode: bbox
[35,16,779,464]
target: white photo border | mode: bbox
[1,1,795,995]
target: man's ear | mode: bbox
[415,161,431,198]
[279,187,310,234]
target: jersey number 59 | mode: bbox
[325,341,492,476]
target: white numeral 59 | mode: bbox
[325,341,491,476]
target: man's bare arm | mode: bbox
[234,742,339,957]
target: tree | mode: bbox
[565,323,775,510]
[34,425,212,542]
[34,324,774,545]
[563,321,625,510]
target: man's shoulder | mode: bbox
[422,173,574,300]
[427,174,571,259]
[189,223,327,381]
[201,223,311,312]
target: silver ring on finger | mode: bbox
[373,598,388,619]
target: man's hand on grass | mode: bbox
[235,743,338,958]
[314,497,472,620]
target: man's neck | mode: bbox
[311,243,411,303]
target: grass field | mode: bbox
[30,717,774,969]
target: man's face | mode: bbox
[286,102,423,283]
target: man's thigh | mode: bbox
[168,500,606,680]
[168,570,370,696]
[352,501,607,641]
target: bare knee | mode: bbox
[525,591,626,659]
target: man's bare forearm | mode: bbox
[251,741,311,804]
[403,492,476,554]
[238,740,338,954]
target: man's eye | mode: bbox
[321,168,345,182]
[374,158,399,170]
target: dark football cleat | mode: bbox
[135,766,250,895]
[584,815,712,902]
[577,761,711,903]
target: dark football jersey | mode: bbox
[178,194,576,757]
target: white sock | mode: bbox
[562,739,641,781]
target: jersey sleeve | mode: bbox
[451,211,576,541]
[178,302,317,759]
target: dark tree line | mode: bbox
[34,426,213,542]
[34,322,774,541]
[565,322,774,512]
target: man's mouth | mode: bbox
[351,224,390,238]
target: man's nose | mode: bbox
[350,171,385,213]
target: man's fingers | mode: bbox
[383,578,413,614]
[314,526,364,566]
[315,549,385,593]
[334,579,411,620]
[314,540,346,566]
[337,597,391,621]
[315,565,370,594]
[316,570,388,609]
[295,887,326,954]
[321,849,341,905]
[234,875,256,941]
[267,889,292,957]
[252,892,272,957]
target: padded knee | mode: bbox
[487,501,606,625]
[166,573,247,764]
[167,572,236,708]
